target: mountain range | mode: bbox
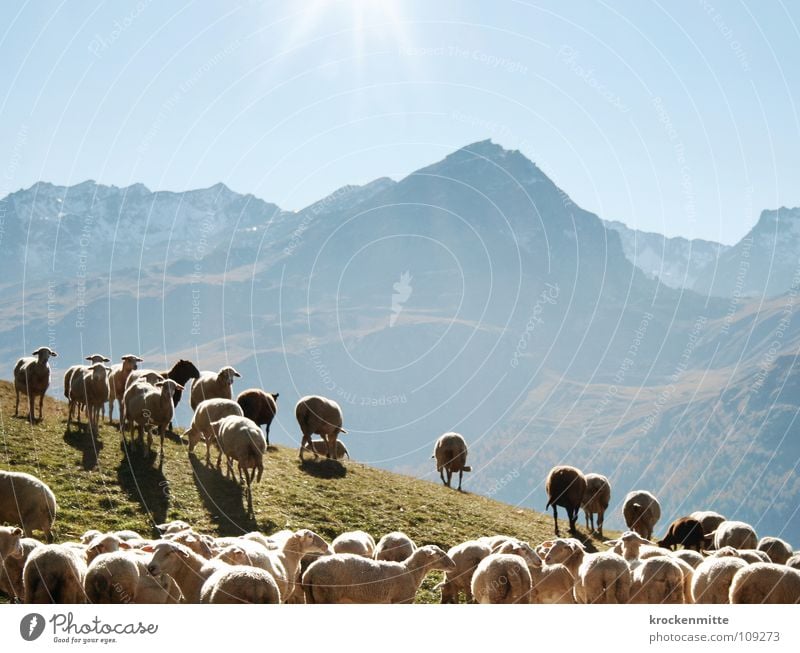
[2,140,798,544]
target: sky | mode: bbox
[0,0,798,244]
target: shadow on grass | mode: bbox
[115,437,169,526]
[189,454,256,536]
[63,424,103,470]
[299,457,347,479]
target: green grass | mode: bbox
[0,379,613,603]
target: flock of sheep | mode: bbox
[3,347,800,604]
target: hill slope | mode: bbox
[0,380,609,602]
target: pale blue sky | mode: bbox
[1,0,798,244]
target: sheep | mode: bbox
[190,366,242,410]
[304,438,350,460]
[672,549,705,569]
[164,530,215,559]
[210,415,267,512]
[471,552,532,604]
[67,362,111,436]
[630,556,686,604]
[122,379,183,455]
[478,535,517,552]
[332,530,376,557]
[161,359,200,412]
[541,538,587,579]
[64,355,110,424]
[432,432,472,491]
[155,520,192,535]
[85,532,132,563]
[200,566,281,604]
[657,517,705,551]
[184,398,243,465]
[757,536,794,565]
[689,510,726,536]
[119,369,164,428]
[303,545,455,604]
[85,550,148,604]
[23,544,87,603]
[574,551,631,604]
[581,472,610,536]
[143,540,229,603]
[374,532,416,562]
[497,540,575,604]
[706,546,769,564]
[729,563,800,604]
[296,395,348,460]
[711,520,758,550]
[0,535,39,602]
[13,347,58,422]
[135,571,183,604]
[605,531,654,568]
[437,540,492,603]
[691,555,748,603]
[623,490,661,540]
[236,389,279,447]
[786,554,800,570]
[107,355,143,423]
[0,470,57,541]
[545,465,587,536]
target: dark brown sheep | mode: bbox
[545,465,587,536]
[658,517,706,551]
[237,389,279,447]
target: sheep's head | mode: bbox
[86,533,130,563]
[543,538,585,566]
[174,359,200,379]
[219,367,241,385]
[216,545,251,566]
[290,529,329,555]
[155,379,183,398]
[168,530,214,559]
[144,541,191,576]
[32,347,57,362]
[408,545,456,572]
[80,529,103,545]
[0,526,24,561]
[85,354,111,363]
[155,520,191,535]
[497,539,542,568]
[89,362,112,379]
[184,425,201,452]
[121,354,143,370]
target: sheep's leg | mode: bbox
[205,439,212,467]
[28,394,36,423]
[439,468,446,486]
[14,389,19,416]
[552,505,560,536]
[38,393,44,421]
[597,511,604,537]
[445,469,453,488]
[265,424,270,448]
[457,469,463,491]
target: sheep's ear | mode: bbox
[119,541,131,549]
[604,539,619,546]
[12,527,23,537]
[31,348,42,355]
[176,383,184,391]
[272,392,279,400]
[85,355,93,361]
[232,369,241,377]
[155,381,164,387]
[141,544,155,552]
[179,548,190,558]
[540,540,554,548]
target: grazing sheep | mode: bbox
[332,530,376,557]
[155,520,192,536]
[630,556,686,604]
[304,545,455,604]
[437,540,492,604]
[374,532,416,562]
[0,470,57,541]
[164,530,215,560]
[85,550,149,603]
[658,517,705,551]
[545,465,587,536]
[673,549,705,569]
[296,395,347,460]
[23,544,87,603]
[135,571,183,604]
[210,415,267,512]
[304,439,350,460]
[689,510,726,537]
[729,563,800,604]
[85,533,132,563]
[691,555,748,603]
[574,551,631,604]
[14,347,58,422]
[623,490,661,540]
[471,552,532,604]
[581,472,610,536]
[0,531,40,602]
[67,362,111,436]
[107,355,143,423]
[432,432,472,491]
[190,366,241,410]
[122,379,183,455]
[200,566,281,604]
[184,398,243,465]
[64,355,110,424]
[478,535,517,553]
[785,554,800,570]
[236,389,279,447]
[497,540,575,604]
[757,537,794,565]
[711,520,758,551]
[144,540,229,603]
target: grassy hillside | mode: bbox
[0,380,611,603]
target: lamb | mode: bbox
[471,552,532,604]
[689,510,726,536]
[432,432,472,491]
[691,554,748,603]
[757,536,794,565]
[574,551,631,604]
[545,465,587,535]
[710,520,758,550]
[13,347,58,423]
[304,438,350,460]
[332,530,376,557]
[190,366,242,410]
[64,355,110,424]
[183,398,243,465]
[0,470,57,540]
[236,389,279,447]
[374,531,416,562]
[622,490,661,540]
[200,566,281,604]
[729,563,800,604]
[581,472,610,536]
[210,415,267,512]
[437,540,492,603]
[67,362,112,436]
[0,527,40,602]
[107,355,143,423]
[630,556,686,604]
[122,379,183,455]
[296,394,348,460]
[303,545,455,604]
[657,516,705,551]
[144,540,229,603]
[497,540,575,604]
[23,544,87,603]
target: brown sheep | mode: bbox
[432,432,472,491]
[545,465,587,536]
[236,389,279,447]
[658,517,706,551]
[295,395,347,460]
[623,490,661,540]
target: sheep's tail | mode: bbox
[13,359,24,376]
[462,465,472,472]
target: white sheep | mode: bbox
[107,355,143,423]
[691,554,748,603]
[155,520,192,535]
[122,379,183,455]
[331,530,376,557]
[729,562,800,603]
[630,556,686,604]
[432,432,472,491]
[67,362,111,436]
[190,366,242,410]
[164,530,215,559]
[143,540,229,603]
[184,398,243,465]
[84,550,148,603]
[304,438,350,460]
[477,535,517,553]
[135,571,183,604]
[295,395,348,460]
[14,347,58,423]
[23,543,87,603]
[210,415,267,512]
[497,540,575,604]
[471,552,532,604]
[0,470,57,541]
[119,370,165,431]
[199,566,281,604]
[581,472,611,536]
[574,551,631,604]
[622,490,661,540]
[672,549,705,569]
[373,531,416,562]
[540,537,587,579]
[0,527,40,602]
[85,532,132,564]
[757,536,794,565]
[711,520,758,550]
[605,530,655,569]
[304,545,455,604]
[437,540,492,603]
[64,355,110,425]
